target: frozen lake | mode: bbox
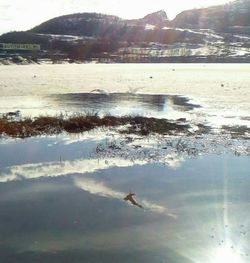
[0,64,250,111]
[0,63,249,126]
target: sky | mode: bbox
[0,0,233,35]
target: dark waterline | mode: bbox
[50,93,200,115]
[0,93,200,118]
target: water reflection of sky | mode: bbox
[0,134,250,262]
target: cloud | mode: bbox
[0,4,11,9]
[0,156,176,217]
[74,177,124,199]
[0,158,146,183]
[74,177,177,218]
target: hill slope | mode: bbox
[1,1,250,62]
[171,0,250,34]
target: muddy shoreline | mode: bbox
[0,114,193,138]
[1,113,249,141]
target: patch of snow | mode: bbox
[145,24,156,30]
[232,49,250,56]
[162,27,223,40]
[233,34,250,40]
[37,33,95,42]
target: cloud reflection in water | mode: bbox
[0,156,177,218]
[74,177,177,218]
[0,158,147,183]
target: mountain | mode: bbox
[0,10,203,46]
[27,1,250,37]
[171,0,250,34]
[141,10,169,25]
[1,1,250,63]
[29,11,171,40]
[31,13,126,38]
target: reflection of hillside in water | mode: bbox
[50,93,199,117]
[0,93,199,119]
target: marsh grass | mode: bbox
[222,125,250,139]
[0,113,191,138]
